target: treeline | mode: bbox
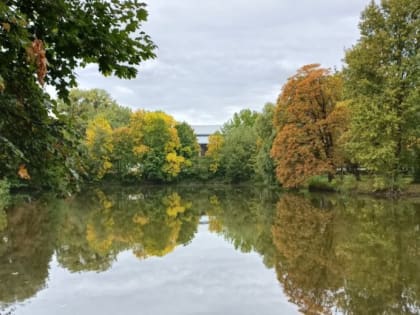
[210,0,420,192]
[55,89,275,186]
[59,89,199,184]
[0,0,419,194]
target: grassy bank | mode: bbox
[305,175,420,197]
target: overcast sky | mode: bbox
[74,0,370,124]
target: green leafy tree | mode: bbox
[222,109,259,134]
[110,127,136,180]
[175,122,200,177]
[176,122,200,160]
[58,89,132,133]
[253,103,277,185]
[206,188,277,265]
[220,125,258,182]
[343,0,420,188]
[0,87,83,192]
[0,1,155,99]
[0,1,155,191]
[335,198,420,314]
[0,179,9,232]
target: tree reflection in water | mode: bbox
[272,194,420,315]
[0,188,419,314]
[272,195,340,314]
[56,188,200,272]
[0,198,58,306]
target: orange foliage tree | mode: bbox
[271,64,348,188]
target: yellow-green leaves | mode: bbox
[344,0,420,186]
[129,111,187,181]
[81,107,197,182]
[85,116,114,179]
[206,132,224,173]
[163,153,186,179]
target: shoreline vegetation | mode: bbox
[1,0,419,202]
[97,179,420,198]
[306,175,420,198]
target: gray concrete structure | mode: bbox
[191,125,221,156]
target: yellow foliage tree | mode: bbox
[206,132,224,173]
[129,110,184,181]
[85,116,114,179]
[163,153,186,179]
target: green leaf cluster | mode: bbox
[0,1,155,193]
[343,0,420,187]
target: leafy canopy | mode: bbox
[0,0,156,98]
[343,0,420,184]
[0,1,155,191]
[271,64,347,188]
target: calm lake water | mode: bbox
[0,186,419,315]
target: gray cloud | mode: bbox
[74,0,370,124]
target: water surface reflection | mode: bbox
[0,187,419,314]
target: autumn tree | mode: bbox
[56,89,134,182]
[205,132,224,174]
[77,108,199,182]
[129,111,185,181]
[343,0,420,188]
[85,116,114,180]
[175,122,200,177]
[271,64,348,188]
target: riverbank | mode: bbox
[306,175,420,198]
[3,175,420,204]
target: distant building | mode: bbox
[191,125,221,156]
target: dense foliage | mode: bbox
[0,0,419,193]
[53,92,277,185]
[343,0,420,188]
[0,0,156,192]
[271,65,348,188]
